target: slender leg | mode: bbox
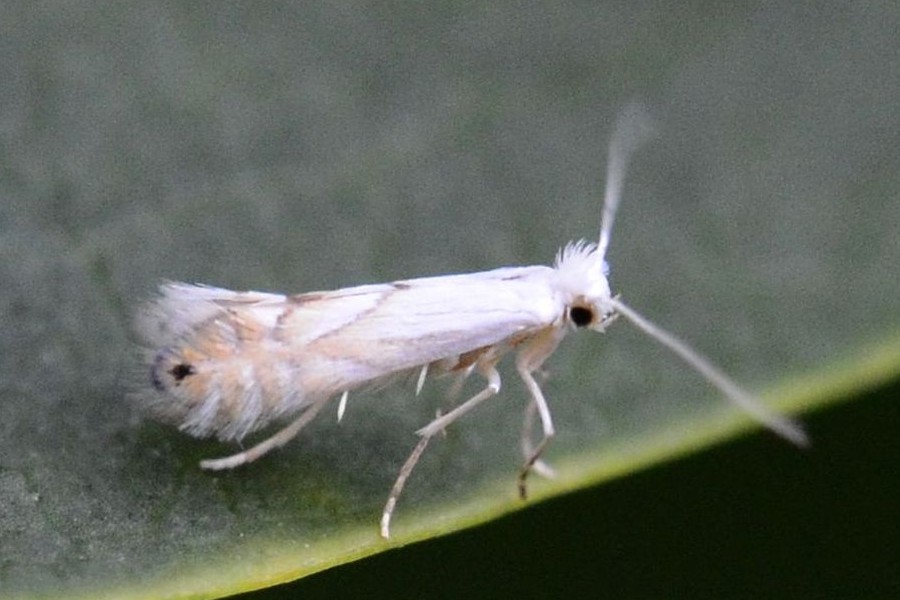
[520,399,556,480]
[415,364,429,396]
[380,434,430,539]
[380,364,501,539]
[520,398,536,459]
[200,394,332,470]
[514,327,563,499]
[336,390,349,423]
[516,366,555,499]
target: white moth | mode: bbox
[135,106,807,539]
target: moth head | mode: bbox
[559,105,652,333]
[558,106,809,447]
[554,241,617,332]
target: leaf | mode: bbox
[2,3,898,599]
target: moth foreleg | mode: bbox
[200,394,332,471]
[381,363,501,539]
[520,398,557,480]
[514,327,562,500]
[515,366,555,499]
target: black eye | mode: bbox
[569,306,594,327]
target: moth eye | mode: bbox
[569,306,594,328]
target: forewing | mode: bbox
[279,266,562,389]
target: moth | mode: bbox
[135,106,806,538]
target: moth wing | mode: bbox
[135,282,288,347]
[136,267,563,430]
[280,266,564,390]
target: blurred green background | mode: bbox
[1,1,898,598]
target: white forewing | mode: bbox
[135,282,288,347]
[283,266,563,389]
[136,265,564,441]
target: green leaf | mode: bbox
[2,2,898,599]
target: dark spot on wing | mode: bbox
[152,349,197,390]
[169,363,196,383]
[289,292,327,305]
[276,304,295,330]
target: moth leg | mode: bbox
[514,327,563,500]
[515,366,555,499]
[381,364,501,539]
[200,394,332,471]
[520,399,557,480]
[379,434,430,540]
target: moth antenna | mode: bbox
[597,103,655,267]
[609,297,809,447]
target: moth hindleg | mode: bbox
[199,394,332,471]
[380,363,501,539]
